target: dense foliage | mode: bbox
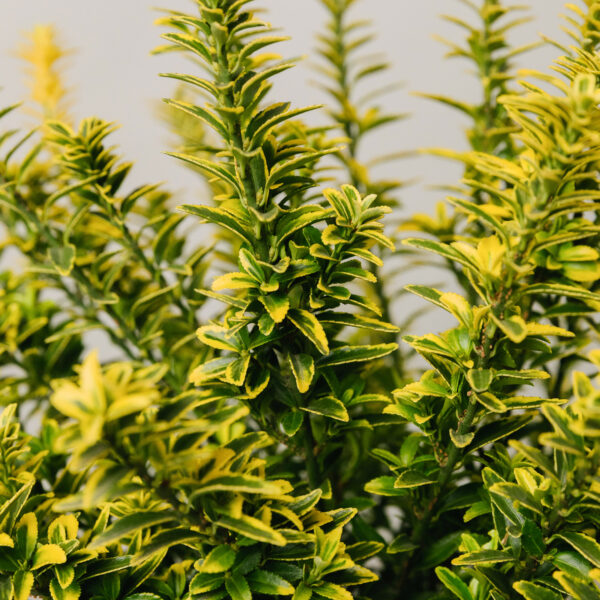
[1,1,600,600]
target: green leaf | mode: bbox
[131,528,204,565]
[435,567,473,600]
[54,564,75,589]
[554,532,600,568]
[49,245,76,277]
[84,556,132,578]
[553,551,592,580]
[13,571,33,600]
[491,313,528,343]
[468,414,532,454]
[450,429,475,448]
[489,482,542,514]
[281,411,304,436]
[190,572,225,595]
[259,294,290,323]
[513,581,562,600]
[288,354,315,394]
[31,544,67,570]
[199,545,237,574]
[448,197,509,243]
[317,311,399,333]
[15,513,37,560]
[131,284,178,316]
[521,520,545,558]
[164,102,228,138]
[387,534,418,554]
[215,514,286,546]
[275,206,329,246]
[394,470,436,488]
[192,474,283,497]
[225,572,251,600]
[312,582,352,600]
[466,369,493,392]
[49,580,81,600]
[247,569,294,596]
[452,550,514,566]
[90,512,175,549]
[404,238,474,270]
[288,309,329,355]
[523,283,600,304]
[302,397,349,422]
[553,572,600,600]
[225,354,251,387]
[212,272,257,292]
[180,205,253,245]
[421,532,464,570]
[364,476,407,497]
[482,468,525,527]
[475,391,507,413]
[317,343,397,367]
[196,325,241,353]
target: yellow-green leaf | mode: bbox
[49,579,81,600]
[513,581,561,600]
[450,429,475,448]
[225,573,251,600]
[13,571,33,600]
[288,309,329,355]
[54,564,75,589]
[260,294,290,323]
[215,514,286,546]
[555,532,600,568]
[32,544,67,570]
[288,353,315,394]
[198,545,236,574]
[247,569,294,595]
[318,344,397,367]
[394,470,436,489]
[302,396,349,422]
[491,314,527,343]
[49,245,76,276]
[435,567,473,600]
[16,513,37,560]
[466,368,493,392]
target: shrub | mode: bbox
[1,1,600,600]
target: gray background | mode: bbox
[0,0,569,337]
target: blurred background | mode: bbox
[0,0,570,334]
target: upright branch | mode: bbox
[369,5,600,593]
[158,0,400,504]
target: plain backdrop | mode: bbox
[0,0,569,337]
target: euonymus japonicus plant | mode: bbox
[2,1,600,600]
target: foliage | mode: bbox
[1,1,600,600]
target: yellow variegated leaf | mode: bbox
[16,513,37,560]
[31,544,67,570]
[49,579,81,600]
[13,571,33,600]
[197,325,241,352]
[259,294,290,323]
[525,322,575,338]
[212,272,257,291]
[288,309,329,355]
[288,353,315,394]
